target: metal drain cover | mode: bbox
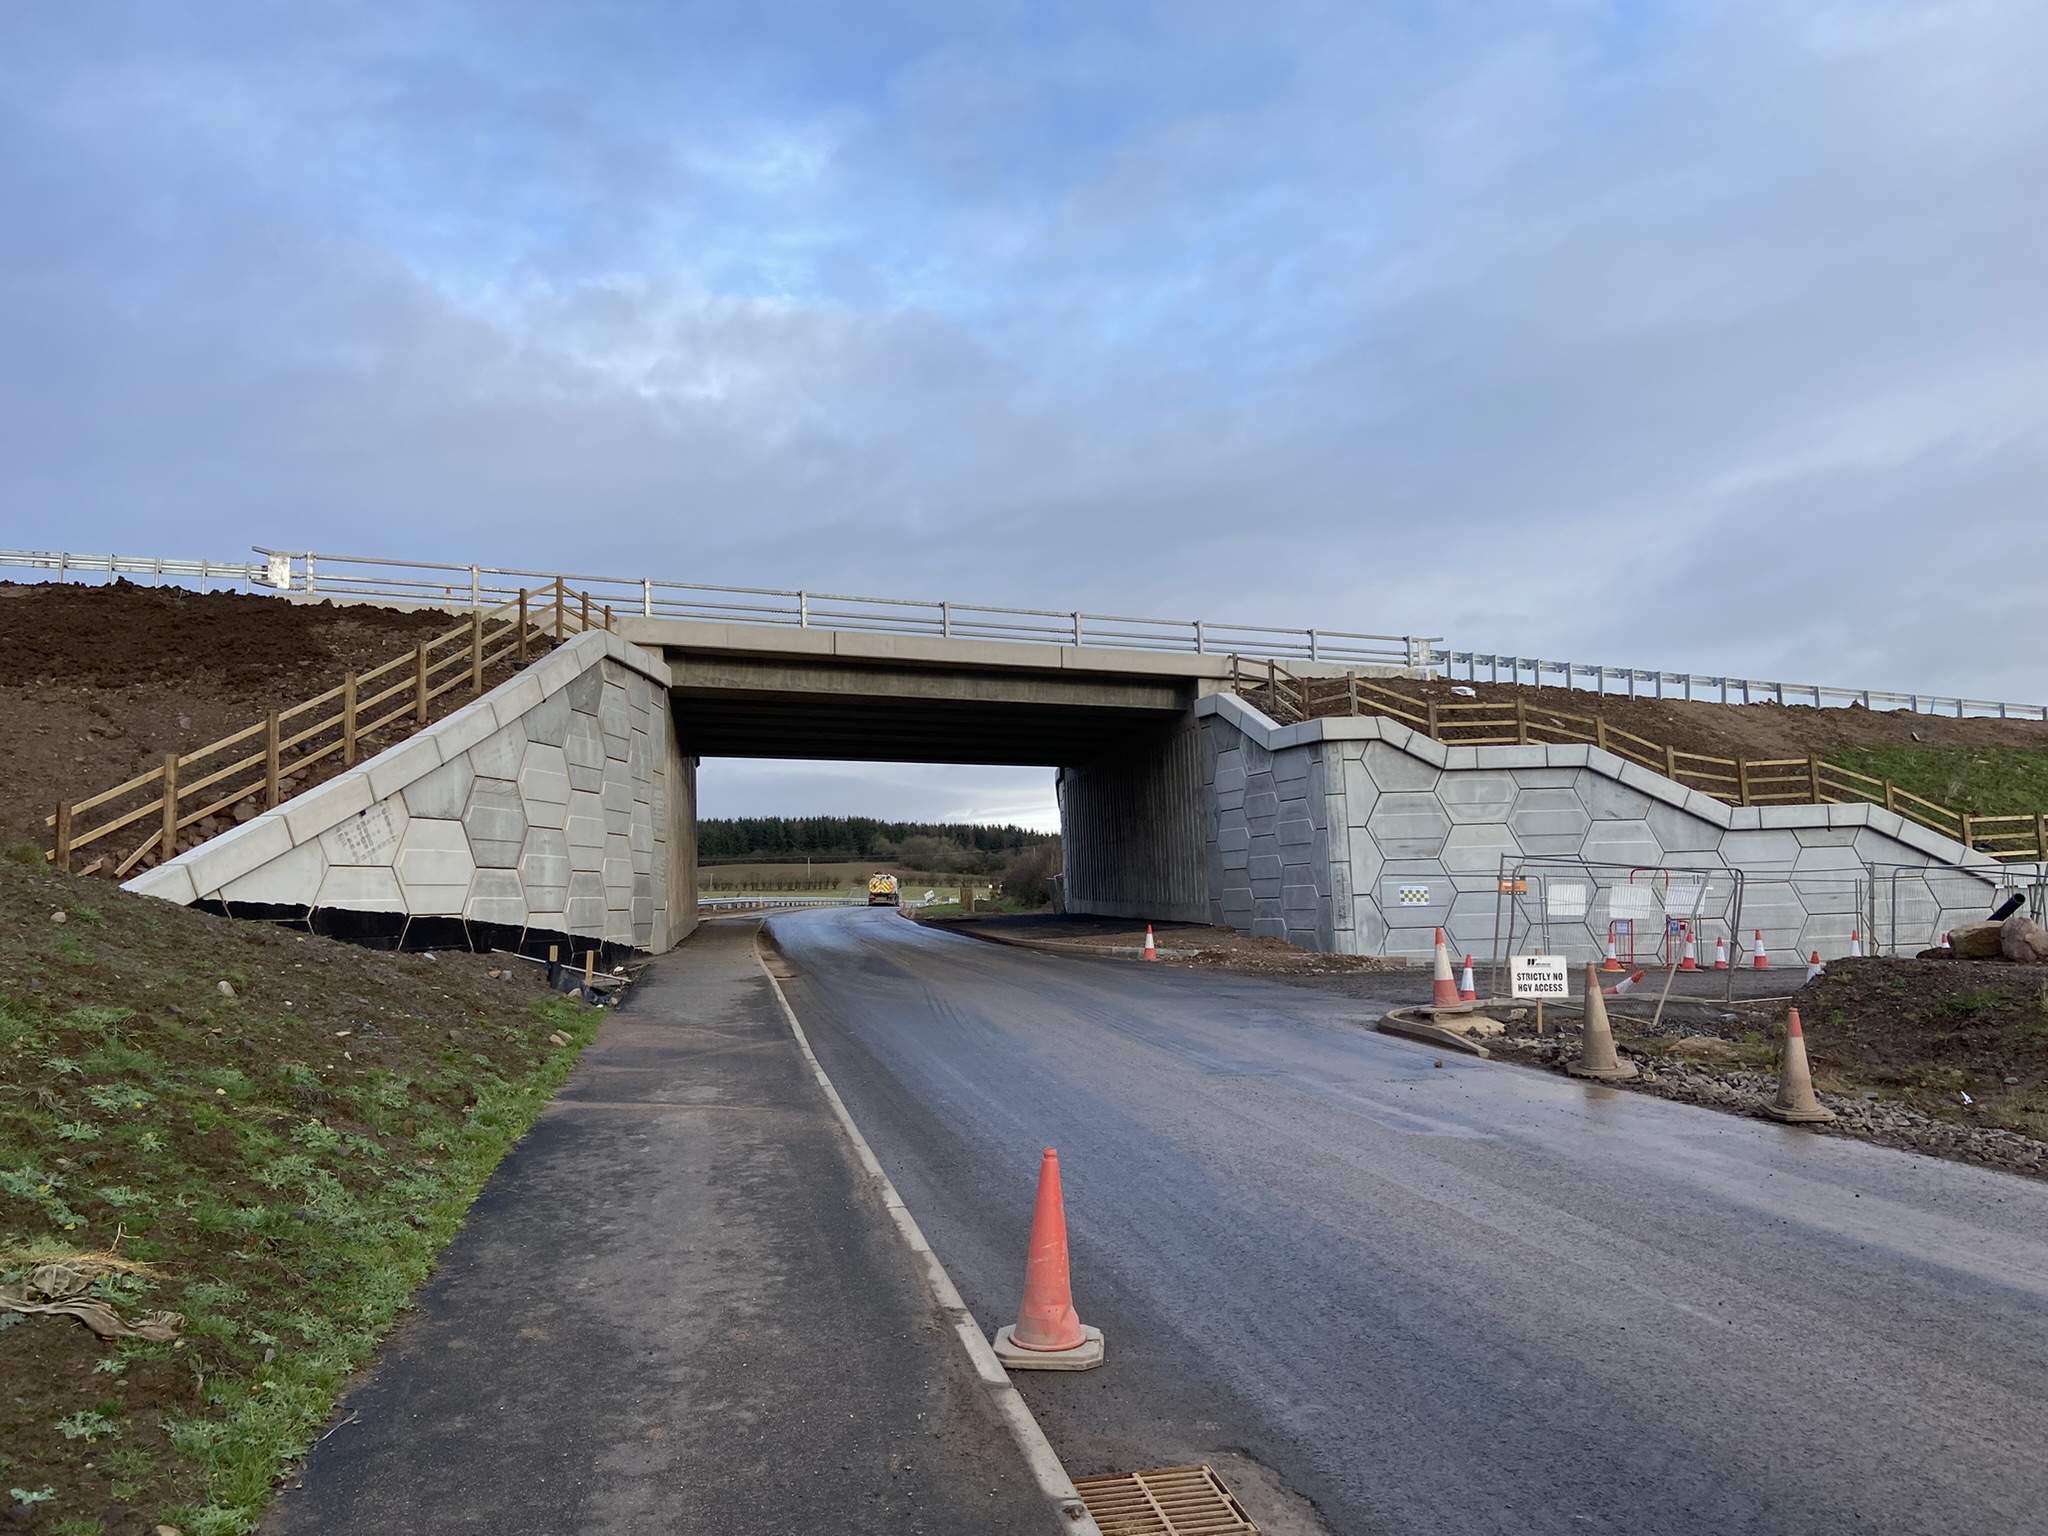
[1072,1464,1260,1535]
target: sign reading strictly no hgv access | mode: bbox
[1509,955,1569,1001]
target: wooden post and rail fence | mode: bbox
[47,583,610,880]
[1228,657,2048,865]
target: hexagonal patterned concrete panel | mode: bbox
[565,715,606,793]
[1442,822,1521,876]
[521,826,570,914]
[1366,793,1452,859]
[1508,788,1591,855]
[403,756,473,820]
[465,868,528,926]
[464,778,528,868]
[1439,773,1516,825]
[522,689,572,747]
[1363,741,1440,793]
[1580,819,1663,869]
[395,818,474,915]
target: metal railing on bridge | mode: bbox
[7,546,2045,721]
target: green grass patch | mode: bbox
[0,859,608,1533]
[1827,745,2048,818]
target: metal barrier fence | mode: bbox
[1447,651,2048,723]
[1866,863,2010,957]
[8,546,2045,719]
[697,895,867,914]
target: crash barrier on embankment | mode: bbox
[121,626,691,955]
[1232,656,2048,863]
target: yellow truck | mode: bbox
[866,873,901,907]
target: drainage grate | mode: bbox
[1072,1464,1261,1535]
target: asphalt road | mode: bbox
[770,906,2048,1536]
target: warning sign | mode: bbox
[1509,954,1569,1000]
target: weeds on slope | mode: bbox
[0,854,603,1535]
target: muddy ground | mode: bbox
[0,583,557,858]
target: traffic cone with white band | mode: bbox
[1752,930,1770,970]
[1431,928,1461,1008]
[1602,968,1645,997]
[1850,929,1863,959]
[1601,935,1624,973]
[1712,933,1730,970]
[1459,955,1477,1002]
[1806,950,1824,982]
[1678,926,1699,971]
[1143,925,1157,961]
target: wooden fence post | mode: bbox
[1426,700,1439,740]
[1595,716,1608,752]
[1807,755,1824,803]
[1347,675,1359,715]
[161,752,180,861]
[470,610,484,695]
[265,711,282,809]
[1883,778,1897,814]
[54,800,72,873]
[604,603,613,632]
[580,589,590,631]
[1961,812,1975,851]
[415,643,429,725]
[517,589,529,663]
[2036,812,2046,861]
[1515,697,1528,746]
[1664,742,1678,782]
[342,670,358,766]
[554,576,566,642]
[1737,758,1751,807]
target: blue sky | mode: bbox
[3,2,2043,827]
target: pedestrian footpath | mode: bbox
[268,919,1049,1535]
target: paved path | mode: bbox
[773,906,2048,1536]
[268,918,1047,1536]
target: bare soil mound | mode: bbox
[0,583,547,854]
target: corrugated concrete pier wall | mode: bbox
[125,630,698,953]
[1057,718,1208,924]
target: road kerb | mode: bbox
[753,938,1104,1536]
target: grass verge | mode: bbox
[1827,744,2048,818]
[0,854,603,1535]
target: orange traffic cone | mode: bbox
[1569,962,1638,1082]
[1764,1008,1836,1124]
[1712,933,1730,970]
[1602,968,1645,997]
[1142,925,1157,961]
[1751,930,1770,970]
[1459,955,1477,1002]
[1430,928,1461,1008]
[992,1149,1104,1370]
[1806,950,1824,982]
[1850,929,1863,959]
[1600,935,1624,973]
[1678,925,1699,971]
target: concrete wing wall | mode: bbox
[1057,717,1209,923]
[1196,694,2017,962]
[123,630,697,954]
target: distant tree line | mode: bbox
[698,816,1054,868]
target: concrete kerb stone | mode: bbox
[751,944,1104,1536]
[122,861,197,905]
[184,814,295,899]
[280,770,375,847]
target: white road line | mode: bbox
[753,938,1103,1536]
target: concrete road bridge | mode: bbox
[87,551,2014,963]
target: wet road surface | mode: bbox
[770,906,2048,1536]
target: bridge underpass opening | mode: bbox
[662,641,1218,924]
